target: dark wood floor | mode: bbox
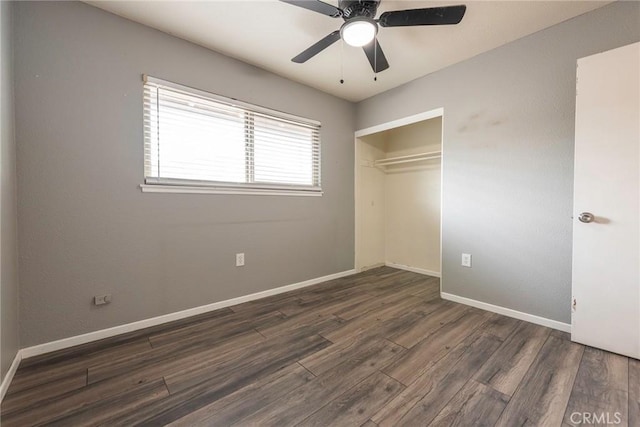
[1,267,637,426]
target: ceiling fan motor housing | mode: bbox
[339,0,380,20]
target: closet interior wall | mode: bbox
[356,117,442,276]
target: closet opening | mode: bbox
[354,108,443,283]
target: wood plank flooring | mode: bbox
[1,267,637,426]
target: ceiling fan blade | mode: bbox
[292,30,341,63]
[378,5,466,27]
[363,39,389,73]
[280,0,342,18]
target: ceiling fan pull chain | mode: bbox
[340,39,345,84]
[374,37,378,81]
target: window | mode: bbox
[142,76,321,195]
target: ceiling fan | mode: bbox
[280,0,466,74]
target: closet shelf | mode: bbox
[374,151,441,167]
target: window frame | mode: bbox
[140,75,322,196]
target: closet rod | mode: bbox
[374,151,441,167]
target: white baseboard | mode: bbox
[20,269,357,360]
[359,262,385,272]
[0,350,22,402]
[385,262,441,278]
[441,292,571,333]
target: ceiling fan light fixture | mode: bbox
[340,18,377,47]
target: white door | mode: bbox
[572,42,640,359]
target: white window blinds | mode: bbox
[143,76,321,193]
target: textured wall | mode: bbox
[356,1,640,324]
[1,0,20,378]
[14,1,356,346]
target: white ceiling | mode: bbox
[87,0,610,102]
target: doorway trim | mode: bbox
[354,107,445,292]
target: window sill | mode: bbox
[140,184,323,197]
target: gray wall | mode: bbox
[357,1,640,324]
[1,0,20,378]
[14,1,356,347]
[12,0,639,348]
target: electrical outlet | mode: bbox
[94,294,112,306]
[236,253,245,267]
[461,253,472,268]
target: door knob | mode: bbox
[578,212,595,223]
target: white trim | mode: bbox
[385,262,441,278]
[441,292,572,333]
[358,262,386,272]
[0,351,22,402]
[140,184,323,197]
[439,113,445,295]
[353,134,361,271]
[145,177,322,192]
[20,269,356,359]
[354,108,444,138]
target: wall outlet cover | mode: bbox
[461,253,472,268]
[94,294,112,306]
[236,253,245,267]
